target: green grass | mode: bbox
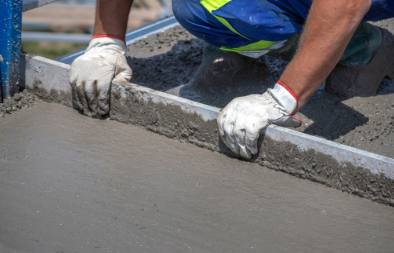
[21,42,88,59]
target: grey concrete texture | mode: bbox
[2,103,394,253]
[20,27,394,207]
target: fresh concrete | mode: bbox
[21,52,394,206]
[1,103,394,253]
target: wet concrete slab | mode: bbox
[1,103,394,253]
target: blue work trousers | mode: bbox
[173,0,394,50]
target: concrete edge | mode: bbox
[21,50,394,206]
[267,126,394,176]
[113,81,220,122]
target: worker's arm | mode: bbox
[69,0,134,118]
[217,0,371,159]
[281,0,371,111]
[93,0,134,39]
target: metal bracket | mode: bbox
[0,0,22,98]
[0,55,3,102]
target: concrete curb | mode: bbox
[21,53,394,206]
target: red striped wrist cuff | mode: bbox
[91,35,126,44]
[277,80,298,114]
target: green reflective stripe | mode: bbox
[200,0,249,40]
[220,40,277,52]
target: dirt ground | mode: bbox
[1,103,394,253]
[126,22,394,159]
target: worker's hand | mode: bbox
[69,37,132,117]
[217,82,302,159]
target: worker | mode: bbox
[70,0,394,159]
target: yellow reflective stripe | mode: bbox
[200,0,249,40]
[200,0,231,13]
[220,40,277,52]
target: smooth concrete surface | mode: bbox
[1,103,394,253]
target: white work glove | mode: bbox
[217,81,302,159]
[70,36,132,117]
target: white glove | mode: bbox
[217,82,302,159]
[70,36,132,117]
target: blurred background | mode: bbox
[21,0,172,59]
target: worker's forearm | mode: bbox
[93,0,134,39]
[280,0,371,111]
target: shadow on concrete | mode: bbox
[298,94,369,141]
[127,39,203,92]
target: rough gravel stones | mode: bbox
[0,91,41,118]
[13,93,22,101]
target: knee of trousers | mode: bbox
[172,0,200,31]
[171,0,235,49]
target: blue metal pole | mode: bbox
[0,0,22,99]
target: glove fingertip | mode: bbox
[248,146,259,155]
[239,146,252,160]
[290,115,303,128]
[272,115,302,128]
[98,101,109,116]
[114,74,131,83]
[225,137,240,156]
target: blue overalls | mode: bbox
[173,0,394,58]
